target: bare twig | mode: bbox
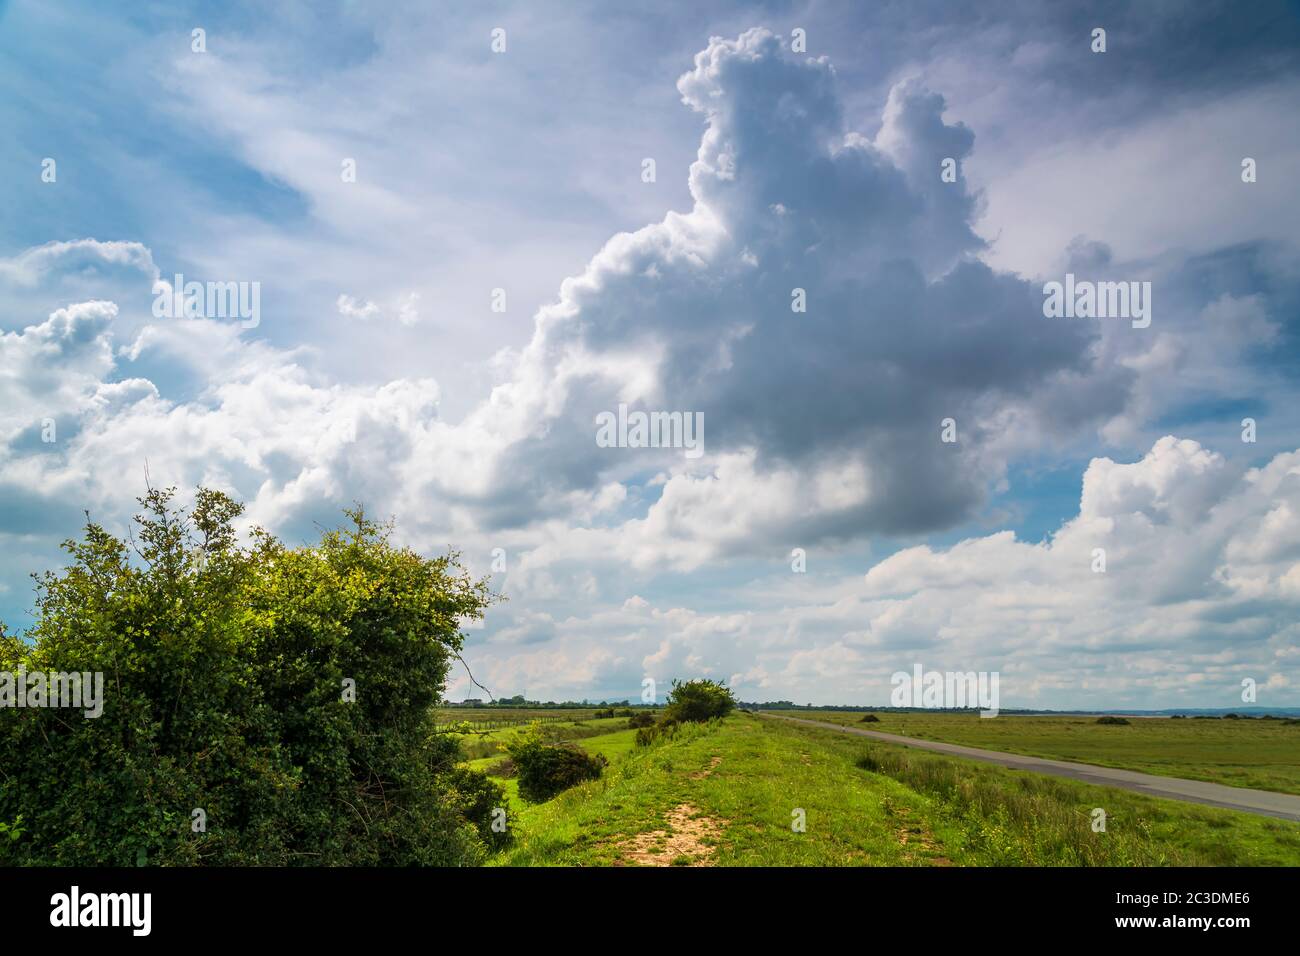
[453,651,494,702]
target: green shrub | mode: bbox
[1096,716,1131,725]
[441,767,511,849]
[0,487,496,866]
[626,712,655,729]
[662,679,736,723]
[859,714,880,723]
[505,723,607,802]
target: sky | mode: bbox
[2,0,1299,709]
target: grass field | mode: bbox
[450,715,635,760]
[483,712,1300,866]
[784,711,1300,795]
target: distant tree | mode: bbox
[662,679,736,723]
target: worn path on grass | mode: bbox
[760,713,1300,822]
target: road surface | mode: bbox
[760,712,1300,821]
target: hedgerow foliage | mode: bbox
[0,487,501,865]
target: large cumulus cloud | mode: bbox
[406,28,1113,558]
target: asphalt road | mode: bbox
[761,712,1300,822]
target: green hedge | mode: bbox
[0,487,500,865]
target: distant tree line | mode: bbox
[445,696,640,709]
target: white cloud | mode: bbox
[336,292,420,326]
[0,240,158,288]
[336,294,379,320]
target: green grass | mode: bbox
[578,728,638,762]
[464,725,636,775]
[786,711,1300,795]
[485,713,1300,866]
[454,716,632,760]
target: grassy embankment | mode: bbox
[479,712,1300,866]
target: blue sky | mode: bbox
[2,0,1299,708]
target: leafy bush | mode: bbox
[1096,716,1131,725]
[626,712,655,729]
[858,714,880,723]
[592,709,615,719]
[0,815,25,844]
[662,679,736,724]
[0,487,497,865]
[441,767,511,850]
[505,723,607,802]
